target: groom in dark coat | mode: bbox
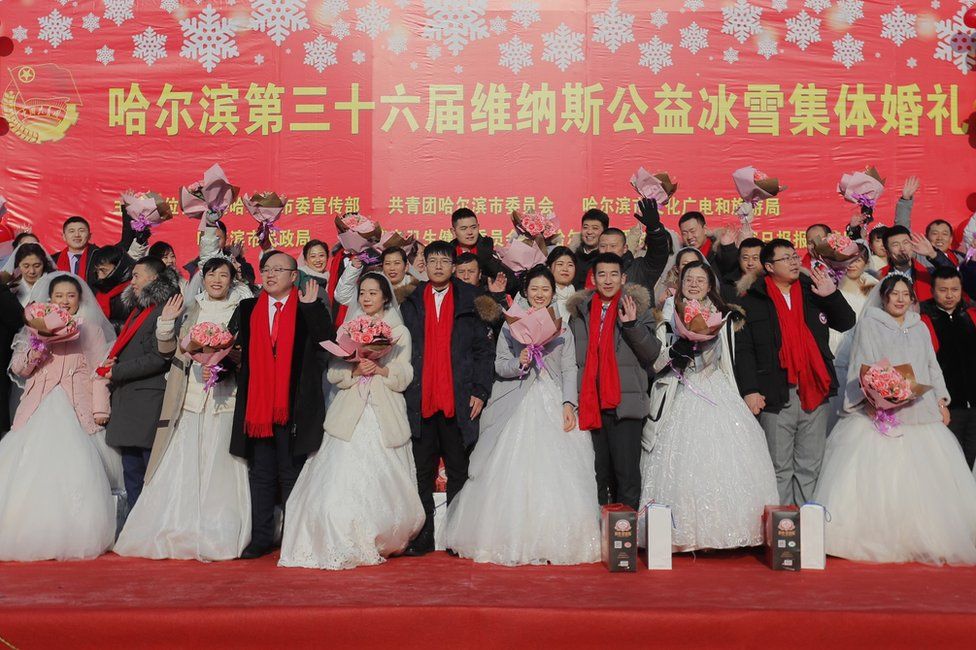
[229,251,334,559]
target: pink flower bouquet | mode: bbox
[838,166,885,218]
[24,302,81,358]
[859,359,932,434]
[498,237,547,273]
[503,302,562,375]
[179,163,240,225]
[374,229,420,260]
[335,212,383,256]
[512,210,561,242]
[243,191,288,246]
[732,166,785,223]
[181,322,235,391]
[812,232,860,270]
[121,190,173,236]
[321,315,397,361]
[630,167,678,205]
[671,298,725,342]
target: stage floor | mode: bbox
[1,550,974,648]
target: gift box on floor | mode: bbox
[601,504,638,572]
[433,492,447,552]
[644,504,673,570]
[763,505,800,571]
[800,504,826,570]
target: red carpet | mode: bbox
[1,550,975,648]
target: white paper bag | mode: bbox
[645,504,673,570]
[433,492,447,551]
[800,503,826,570]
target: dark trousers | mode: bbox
[120,446,152,509]
[247,424,307,550]
[412,412,469,546]
[591,412,643,511]
[949,408,976,470]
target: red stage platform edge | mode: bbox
[1,551,974,649]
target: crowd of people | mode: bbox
[0,176,975,569]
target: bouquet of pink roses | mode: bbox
[181,322,235,391]
[630,167,678,205]
[859,359,932,434]
[500,210,561,273]
[671,298,725,342]
[335,212,384,260]
[24,302,81,358]
[503,302,562,376]
[243,191,287,247]
[121,190,173,242]
[732,166,785,223]
[812,232,860,273]
[838,165,885,220]
[321,315,397,361]
[512,210,560,241]
[179,163,240,225]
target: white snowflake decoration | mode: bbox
[423,0,489,56]
[426,43,442,59]
[510,1,540,29]
[352,49,366,63]
[96,44,114,65]
[832,32,863,69]
[721,0,763,44]
[38,9,73,49]
[161,0,179,13]
[498,34,532,73]
[103,0,134,27]
[454,64,463,73]
[133,26,167,66]
[785,10,821,50]
[255,53,265,64]
[650,9,668,28]
[395,0,411,8]
[24,47,33,56]
[804,0,830,13]
[332,18,350,40]
[250,0,309,47]
[684,0,704,11]
[772,0,789,12]
[906,56,917,68]
[321,0,348,17]
[542,22,584,71]
[592,0,635,54]
[836,0,863,25]
[356,0,391,39]
[82,13,101,32]
[723,46,739,63]
[930,0,939,8]
[757,34,779,58]
[490,17,507,34]
[388,31,408,54]
[880,5,917,47]
[180,4,239,72]
[638,36,673,74]
[410,60,419,69]
[679,21,709,54]
[934,7,976,74]
[303,34,337,72]
[11,26,28,43]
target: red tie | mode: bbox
[271,302,283,350]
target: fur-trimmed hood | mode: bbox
[393,276,419,304]
[474,294,504,324]
[122,266,182,310]
[565,283,652,319]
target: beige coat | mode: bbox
[323,322,414,448]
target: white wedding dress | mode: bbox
[443,373,601,566]
[278,403,424,570]
[0,387,116,561]
[639,328,779,552]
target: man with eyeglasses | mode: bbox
[734,239,856,506]
[228,251,334,559]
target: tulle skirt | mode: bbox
[444,375,601,566]
[814,413,976,565]
[0,387,115,561]
[639,368,780,552]
[114,402,250,561]
[279,403,424,570]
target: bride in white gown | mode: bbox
[444,266,601,566]
[638,261,778,552]
[0,273,118,561]
[814,274,976,565]
[279,272,424,570]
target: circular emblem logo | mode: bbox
[778,519,796,532]
[818,312,827,325]
[614,519,632,532]
[2,64,82,144]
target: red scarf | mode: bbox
[699,238,712,258]
[881,261,933,302]
[57,246,89,276]
[765,276,832,412]
[455,244,476,257]
[421,284,455,419]
[327,249,351,327]
[95,281,130,318]
[244,288,299,438]
[96,306,154,376]
[578,293,622,430]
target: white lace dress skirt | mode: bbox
[639,366,779,552]
[0,387,115,561]
[815,413,976,565]
[278,403,424,570]
[443,374,601,566]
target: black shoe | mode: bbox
[402,534,435,557]
[240,543,272,560]
[445,548,459,558]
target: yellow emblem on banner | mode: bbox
[2,63,82,144]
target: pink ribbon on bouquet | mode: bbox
[28,334,50,360]
[203,364,224,392]
[872,408,902,436]
[519,343,547,378]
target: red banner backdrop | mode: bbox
[1,0,974,264]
